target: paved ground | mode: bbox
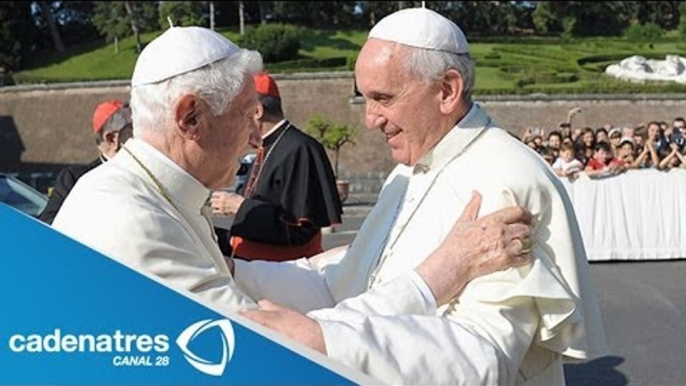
[323,200,686,386]
[565,260,686,386]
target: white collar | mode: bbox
[262,119,288,139]
[414,104,491,174]
[122,138,210,211]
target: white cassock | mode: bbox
[53,139,256,312]
[235,104,607,385]
[53,139,429,323]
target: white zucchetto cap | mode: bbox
[368,8,469,54]
[131,26,240,87]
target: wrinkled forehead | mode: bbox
[357,39,404,69]
[355,39,415,90]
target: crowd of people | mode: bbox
[521,110,686,181]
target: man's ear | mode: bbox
[175,94,204,140]
[254,102,265,121]
[103,131,118,146]
[438,69,464,115]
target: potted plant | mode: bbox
[306,114,357,203]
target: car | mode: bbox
[0,173,48,218]
[234,153,256,193]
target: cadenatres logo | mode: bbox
[7,318,235,376]
[176,319,235,377]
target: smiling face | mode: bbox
[355,39,461,166]
[618,142,634,159]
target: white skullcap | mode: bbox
[131,26,240,87]
[368,8,469,54]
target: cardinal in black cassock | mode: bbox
[214,73,342,261]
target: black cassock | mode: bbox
[39,157,104,225]
[225,120,342,261]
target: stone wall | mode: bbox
[2,74,686,192]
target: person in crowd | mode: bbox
[616,137,639,169]
[670,117,686,149]
[585,142,625,177]
[39,100,132,224]
[658,142,686,170]
[552,142,584,180]
[633,130,660,169]
[238,8,605,385]
[633,126,646,156]
[547,130,562,158]
[596,127,609,144]
[52,25,538,384]
[608,128,623,154]
[558,121,572,140]
[210,72,343,262]
[660,121,670,139]
[579,127,596,162]
[571,127,583,142]
[521,127,543,152]
[646,121,668,154]
[538,146,556,165]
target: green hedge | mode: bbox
[242,24,301,63]
[266,56,347,71]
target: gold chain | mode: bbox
[122,145,181,213]
[245,123,290,197]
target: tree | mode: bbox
[239,1,245,35]
[242,23,301,62]
[38,1,65,53]
[49,1,98,46]
[93,2,129,53]
[634,1,681,30]
[360,1,397,27]
[679,2,686,38]
[123,1,142,53]
[209,1,215,30]
[625,22,664,49]
[306,115,356,178]
[93,2,158,53]
[533,1,562,34]
[158,1,206,29]
[0,2,36,71]
[533,1,633,37]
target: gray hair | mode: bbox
[95,104,132,145]
[403,47,475,102]
[130,49,263,135]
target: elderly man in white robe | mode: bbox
[238,8,607,386]
[52,24,534,350]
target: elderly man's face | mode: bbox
[205,75,259,189]
[355,39,448,166]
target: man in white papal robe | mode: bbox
[237,8,607,386]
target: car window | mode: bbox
[0,175,48,217]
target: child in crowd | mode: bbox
[585,142,625,178]
[552,142,584,181]
[539,146,556,166]
[608,128,622,153]
[616,137,639,169]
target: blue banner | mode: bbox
[0,204,355,385]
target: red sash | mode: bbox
[230,231,323,261]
